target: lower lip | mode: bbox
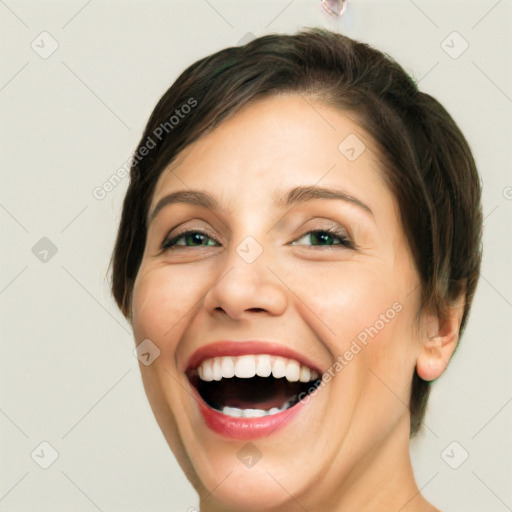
[190,386,307,440]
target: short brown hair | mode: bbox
[109,28,483,436]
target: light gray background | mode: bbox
[1,0,511,511]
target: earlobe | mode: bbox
[416,296,465,382]
[416,335,450,381]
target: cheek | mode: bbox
[132,265,206,344]
[290,261,416,394]
[356,298,418,418]
[290,262,401,344]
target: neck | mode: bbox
[306,415,437,512]
[201,415,438,512]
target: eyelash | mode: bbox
[160,227,354,251]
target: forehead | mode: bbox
[150,94,390,212]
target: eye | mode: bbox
[160,227,354,252]
[291,228,353,248]
[161,229,220,250]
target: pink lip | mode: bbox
[184,340,321,439]
[189,383,309,440]
[184,340,322,373]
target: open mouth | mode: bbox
[186,354,322,418]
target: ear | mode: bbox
[416,294,465,381]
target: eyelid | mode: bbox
[291,226,354,248]
[292,219,350,239]
[161,227,221,249]
[162,218,220,241]
[160,224,355,254]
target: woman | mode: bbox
[109,28,482,511]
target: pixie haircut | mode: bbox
[110,28,483,436]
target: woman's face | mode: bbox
[132,94,426,510]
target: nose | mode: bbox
[202,240,288,321]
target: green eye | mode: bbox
[162,230,219,250]
[161,228,353,252]
[292,229,352,248]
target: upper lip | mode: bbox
[184,340,323,374]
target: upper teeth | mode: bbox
[196,354,319,383]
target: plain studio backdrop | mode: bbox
[1,1,511,511]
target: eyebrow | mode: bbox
[148,185,373,225]
[148,190,218,225]
[274,185,373,216]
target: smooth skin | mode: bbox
[130,94,463,511]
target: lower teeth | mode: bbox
[220,397,296,418]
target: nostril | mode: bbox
[213,307,266,314]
